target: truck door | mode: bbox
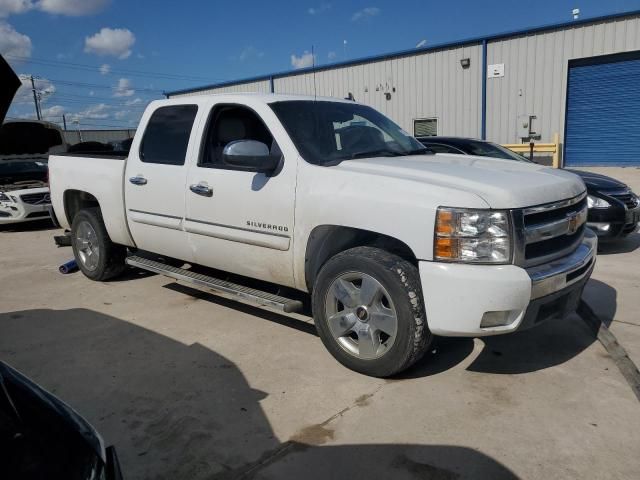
[184,102,297,287]
[124,104,199,261]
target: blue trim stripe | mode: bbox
[481,39,487,140]
[168,10,640,96]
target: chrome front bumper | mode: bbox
[527,228,597,300]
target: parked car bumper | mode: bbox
[419,229,597,336]
[0,187,52,224]
[587,205,639,240]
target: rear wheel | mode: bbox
[312,246,431,377]
[71,208,126,281]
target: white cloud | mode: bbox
[113,77,134,97]
[308,3,330,15]
[41,104,65,118]
[114,109,129,120]
[0,0,109,17]
[69,103,110,121]
[291,51,315,69]
[416,39,427,48]
[14,75,55,104]
[327,51,336,60]
[84,27,135,59]
[124,97,142,106]
[0,21,31,58]
[351,7,379,22]
[239,45,264,62]
[0,0,32,17]
[37,0,109,16]
[99,63,110,75]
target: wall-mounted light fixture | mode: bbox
[460,58,471,69]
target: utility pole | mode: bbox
[29,75,41,120]
[62,114,67,130]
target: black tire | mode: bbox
[71,208,127,281]
[312,246,431,377]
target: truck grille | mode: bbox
[607,190,639,210]
[514,192,588,267]
[20,192,51,205]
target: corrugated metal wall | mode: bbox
[273,44,483,136]
[167,13,640,153]
[170,79,271,97]
[486,15,640,144]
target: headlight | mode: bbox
[0,192,11,202]
[435,208,512,264]
[587,195,610,209]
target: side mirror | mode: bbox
[222,139,280,174]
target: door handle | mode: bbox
[129,176,147,186]
[189,183,213,197]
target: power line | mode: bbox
[6,54,224,83]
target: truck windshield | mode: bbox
[269,100,427,165]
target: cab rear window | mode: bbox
[139,105,198,165]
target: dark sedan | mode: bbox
[417,136,640,242]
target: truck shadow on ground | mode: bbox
[597,232,640,255]
[582,278,617,328]
[399,311,600,378]
[0,308,518,480]
[162,280,606,379]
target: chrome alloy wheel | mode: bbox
[324,272,398,360]
[75,220,100,271]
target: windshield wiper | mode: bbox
[349,149,403,159]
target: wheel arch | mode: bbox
[304,225,418,291]
[63,189,100,226]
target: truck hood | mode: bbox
[0,54,21,124]
[335,153,586,209]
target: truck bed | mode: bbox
[48,153,134,247]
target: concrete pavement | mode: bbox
[1,221,639,479]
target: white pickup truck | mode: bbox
[49,94,596,377]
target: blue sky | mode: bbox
[2,0,640,129]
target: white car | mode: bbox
[0,120,68,225]
[0,181,51,224]
[48,93,596,377]
[0,57,66,225]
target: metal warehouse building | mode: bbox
[168,10,640,167]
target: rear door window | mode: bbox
[140,105,198,165]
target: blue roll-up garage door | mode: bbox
[565,52,640,166]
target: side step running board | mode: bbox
[125,255,303,313]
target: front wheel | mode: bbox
[71,208,127,281]
[312,246,432,377]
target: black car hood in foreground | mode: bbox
[0,54,21,125]
[567,169,628,190]
[0,361,123,479]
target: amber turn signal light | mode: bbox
[435,238,457,259]
[436,210,453,236]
